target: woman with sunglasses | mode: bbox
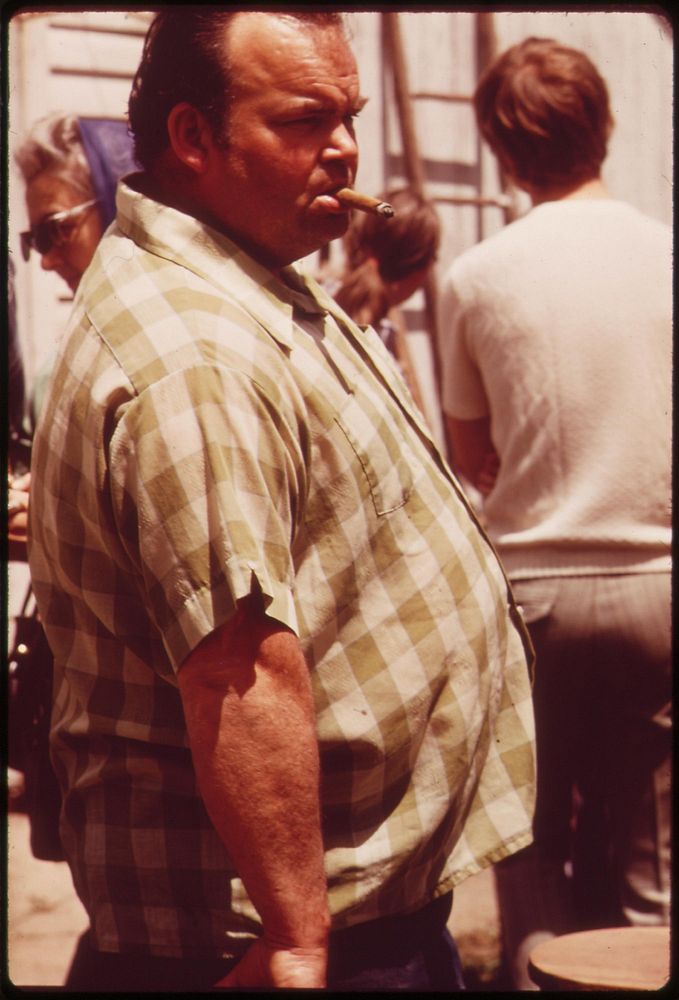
[11,112,137,517]
[15,113,137,293]
[15,113,137,423]
[9,116,136,559]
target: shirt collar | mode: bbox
[113,179,437,453]
[115,179,328,351]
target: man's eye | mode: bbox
[283,116,322,129]
[279,108,361,132]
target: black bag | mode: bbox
[8,584,65,862]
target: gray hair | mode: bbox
[14,112,94,199]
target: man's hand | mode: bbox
[214,938,327,990]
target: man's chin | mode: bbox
[314,210,350,244]
[249,213,351,270]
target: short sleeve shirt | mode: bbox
[28,179,535,958]
[438,200,672,578]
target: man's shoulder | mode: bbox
[441,216,535,301]
[456,210,539,263]
[74,233,282,397]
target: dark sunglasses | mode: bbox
[20,199,99,262]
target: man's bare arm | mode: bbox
[177,594,330,988]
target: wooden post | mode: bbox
[383,13,426,196]
[382,12,449,454]
[387,307,430,423]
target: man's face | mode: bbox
[200,14,363,271]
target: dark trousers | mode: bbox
[65,892,464,992]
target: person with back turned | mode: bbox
[438,37,671,990]
[28,11,536,991]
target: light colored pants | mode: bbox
[496,572,671,990]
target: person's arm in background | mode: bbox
[438,270,499,497]
[177,593,330,990]
[8,471,31,559]
[446,414,500,497]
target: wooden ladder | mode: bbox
[382,11,517,456]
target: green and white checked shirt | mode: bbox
[28,179,535,959]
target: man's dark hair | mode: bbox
[128,9,344,171]
[474,37,613,193]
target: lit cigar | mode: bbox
[336,188,395,218]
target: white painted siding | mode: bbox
[7,9,673,435]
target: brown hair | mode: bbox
[474,37,613,192]
[334,187,440,326]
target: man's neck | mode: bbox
[530,176,609,206]
[133,169,291,281]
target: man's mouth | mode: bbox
[312,184,353,214]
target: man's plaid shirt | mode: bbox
[28,180,536,959]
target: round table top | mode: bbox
[528,926,670,991]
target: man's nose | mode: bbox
[322,121,358,167]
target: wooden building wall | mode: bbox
[7,9,673,444]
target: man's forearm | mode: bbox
[178,599,330,953]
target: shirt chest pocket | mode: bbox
[334,392,414,516]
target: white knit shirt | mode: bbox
[439,198,672,579]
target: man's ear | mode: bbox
[166,103,212,174]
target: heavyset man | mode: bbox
[28,11,535,991]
